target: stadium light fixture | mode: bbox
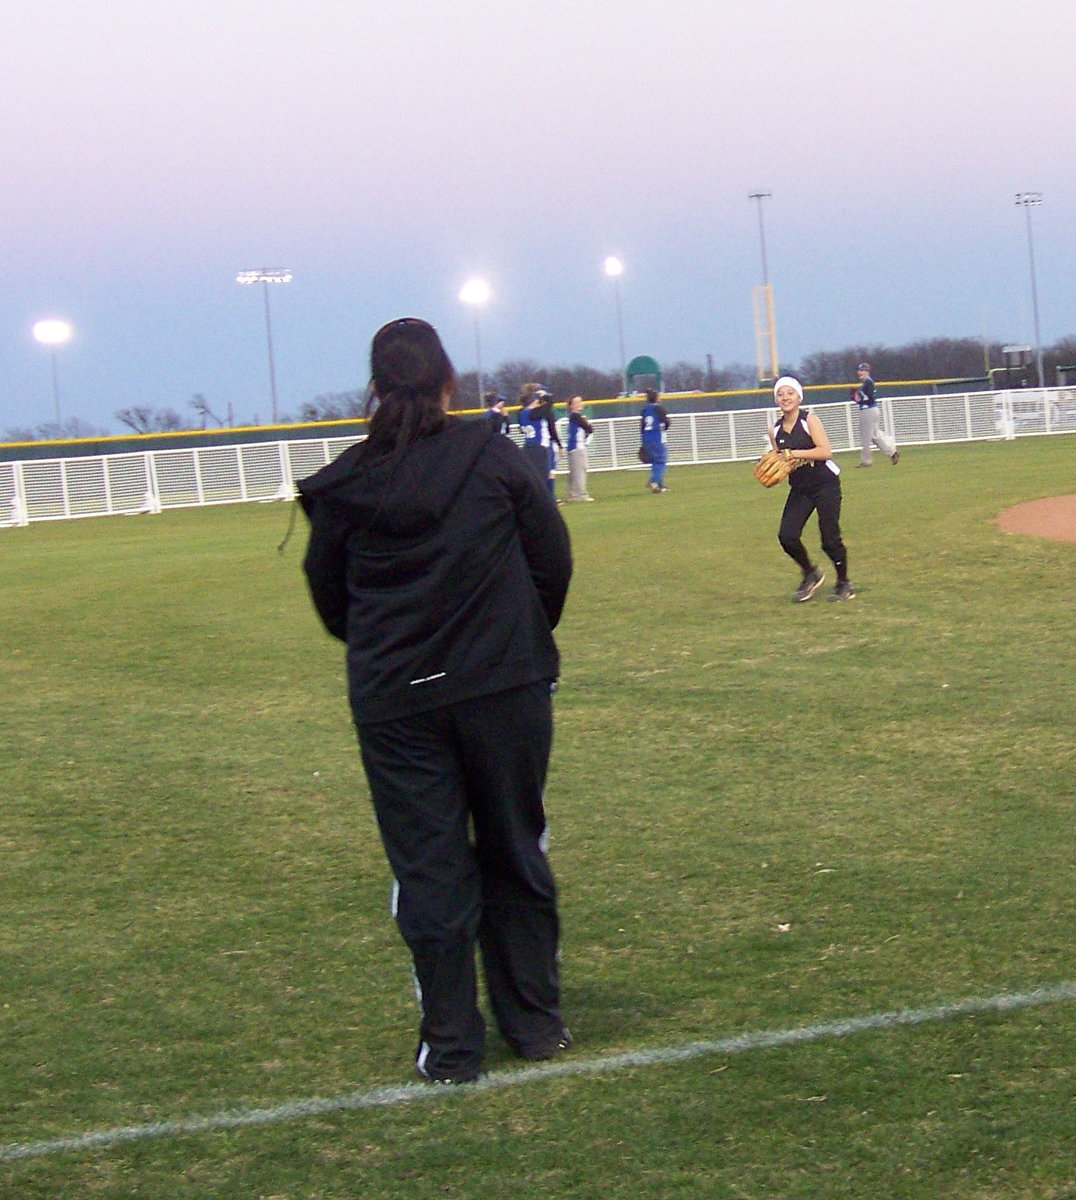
[32,318,74,426]
[459,279,491,405]
[603,257,627,390]
[1013,193,1044,389]
[236,268,293,423]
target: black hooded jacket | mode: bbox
[298,418,572,725]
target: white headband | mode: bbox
[773,376,803,401]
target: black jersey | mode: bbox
[773,409,841,491]
[854,376,877,409]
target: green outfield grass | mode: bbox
[1,436,1073,1198]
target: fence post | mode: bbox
[141,452,162,514]
[59,458,72,520]
[235,444,249,502]
[998,391,1015,440]
[10,463,29,526]
[276,440,295,500]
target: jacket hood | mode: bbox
[297,418,492,538]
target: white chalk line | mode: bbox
[4,979,1074,1164]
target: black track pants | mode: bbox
[778,482,848,578]
[357,681,563,1079]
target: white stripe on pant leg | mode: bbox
[390,878,424,1006]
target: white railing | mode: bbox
[3,388,1074,527]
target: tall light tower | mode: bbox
[32,318,74,427]
[604,256,627,390]
[749,192,779,382]
[459,279,491,405]
[237,268,292,423]
[1014,192,1045,388]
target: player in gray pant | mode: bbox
[565,395,594,501]
[853,363,899,467]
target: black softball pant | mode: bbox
[778,482,848,577]
[357,680,563,1080]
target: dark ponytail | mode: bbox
[364,318,455,457]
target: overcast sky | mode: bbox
[2,0,1074,434]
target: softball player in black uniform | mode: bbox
[769,376,855,602]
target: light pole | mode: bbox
[32,318,74,427]
[237,268,292,422]
[459,279,491,405]
[603,256,627,391]
[1014,192,1045,388]
[748,191,779,382]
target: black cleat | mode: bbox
[794,567,825,602]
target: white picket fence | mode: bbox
[3,388,1074,527]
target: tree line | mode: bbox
[7,335,1076,441]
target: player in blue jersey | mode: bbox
[518,384,561,497]
[852,362,899,467]
[640,388,670,492]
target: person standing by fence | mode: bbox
[518,384,562,498]
[852,362,899,467]
[640,387,670,492]
[485,392,511,436]
[565,395,594,501]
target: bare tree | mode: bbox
[115,406,187,434]
[298,389,368,422]
[285,333,1076,431]
[489,360,545,403]
[800,338,1004,385]
[663,360,755,393]
[544,365,622,400]
[3,417,109,442]
[190,394,232,428]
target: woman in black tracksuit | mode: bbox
[298,319,573,1084]
[769,375,855,603]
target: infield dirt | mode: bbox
[995,493,1076,543]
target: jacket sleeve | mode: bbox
[505,451,572,629]
[301,498,351,642]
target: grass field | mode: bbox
[1,436,1073,1198]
